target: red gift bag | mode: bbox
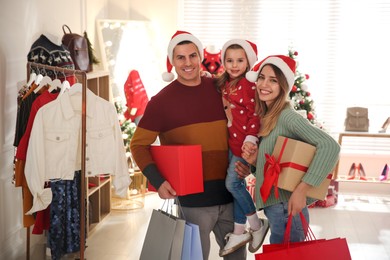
[256,213,352,260]
[149,145,204,196]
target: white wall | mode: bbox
[0,0,177,258]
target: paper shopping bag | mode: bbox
[262,239,326,253]
[170,217,186,259]
[181,224,193,260]
[181,222,203,260]
[256,212,351,260]
[256,237,351,260]
[140,209,185,260]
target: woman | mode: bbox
[242,55,340,244]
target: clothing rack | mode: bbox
[26,61,87,260]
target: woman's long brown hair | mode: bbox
[256,64,291,137]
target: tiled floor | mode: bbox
[78,191,390,260]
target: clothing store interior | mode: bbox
[1,0,390,259]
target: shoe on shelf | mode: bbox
[219,231,252,257]
[347,163,356,180]
[379,164,389,181]
[358,163,367,181]
[379,117,390,133]
[248,218,270,253]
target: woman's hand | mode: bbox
[288,182,311,216]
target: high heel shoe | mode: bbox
[358,163,367,181]
[379,164,389,181]
[379,117,390,133]
[347,163,356,180]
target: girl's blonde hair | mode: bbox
[256,64,291,137]
[216,44,250,92]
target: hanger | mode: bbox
[57,69,70,98]
[22,67,40,100]
[48,71,62,92]
[26,72,37,87]
[34,74,44,86]
[34,67,44,86]
[33,66,51,93]
[34,75,52,93]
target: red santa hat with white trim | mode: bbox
[221,39,258,69]
[162,30,204,82]
[246,55,296,91]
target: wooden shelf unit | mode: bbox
[87,175,111,233]
[83,70,112,235]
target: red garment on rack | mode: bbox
[15,90,58,227]
[16,91,59,161]
[123,70,149,122]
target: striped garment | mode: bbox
[130,77,234,207]
[253,108,341,209]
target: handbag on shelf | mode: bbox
[255,212,352,260]
[344,107,369,132]
[61,24,91,72]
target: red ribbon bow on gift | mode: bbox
[260,138,309,203]
[260,154,282,202]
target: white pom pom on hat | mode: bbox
[245,70,259,83]
[246,55,296,91]
[162,30,204,82]
[221,39,258,69]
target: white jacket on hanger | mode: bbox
[25,88,131,214]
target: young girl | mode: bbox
[243,55,340,244]
[216,39,269,256]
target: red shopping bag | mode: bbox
[256,213,352,260]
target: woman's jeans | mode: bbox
[264,202,310,244]
[225,152,256,224]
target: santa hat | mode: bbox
[221,39,258,69]
[246,55,296,91]
[162,30,204,82]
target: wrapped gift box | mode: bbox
[315,194,337,208]
[149,145,203,196]
[273,136,332,200]
[246,174,256,202]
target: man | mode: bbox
[130,31,247,259]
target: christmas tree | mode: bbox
[114,97,137,155]
[288,47,325,130]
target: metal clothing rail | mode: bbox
[26,61,87,260]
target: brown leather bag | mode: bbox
[344,107,369,132]
[61,24,91,72]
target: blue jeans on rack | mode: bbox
[225,150,256,224]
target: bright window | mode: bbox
[179,0,390,154]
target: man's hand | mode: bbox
[157,181,177,199]
[235,161,250,179]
